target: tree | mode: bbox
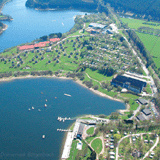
[110,112,119,120]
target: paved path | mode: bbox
[129,104,141,120]
[116,133,159,160]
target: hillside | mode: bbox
[25,0,98,10]
[103,0,160,21]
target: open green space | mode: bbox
[91,138,102,154]
[68,140,92,160]
[136,32,160,68]
[87,127,94,135]
[120,18,160,30]
[121,17,160,69]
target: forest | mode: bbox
[103,0,160,21]
[25,0,98,10]
[25,0,160,21]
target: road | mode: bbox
[116,133,159,160]
[142,135,159,159]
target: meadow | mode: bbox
[121,17,160,68]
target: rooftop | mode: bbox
[142,109,151,115]
[137,114,146,121]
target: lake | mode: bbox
[0,0,125,159]
[0,78,125,160]
[0,0,86,52]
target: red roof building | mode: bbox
[18,38,60,51]
[50,38,60,42]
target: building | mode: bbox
[106,29,113,34]
[137,98,148,105]
[142,109,151,116]
[77,123,85,139]
[136,114,146,121]
[18,38,60,51]
[89,23,106,29]
[111,75,147,93]
[86,28,99,34]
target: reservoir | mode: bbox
[0,0,125,159]
[0,0,86,52]
[0,78,125,160]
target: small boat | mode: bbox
[62,22,64,26]
[44,104,47,107]
[32,106,34,110]
[45,99,47,102]
[28,108,31,111]
[42,135,45,139]
[64,93,71,97]
[38,109,41,112]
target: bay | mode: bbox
[0,78,125,160]
[0,0,86,52]
[0,0,125,159]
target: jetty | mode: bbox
[57,129,72,132]
[57,117,74,122]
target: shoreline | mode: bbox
[0,23,8,34]
[0,74,127,113]
[0,74,124,104]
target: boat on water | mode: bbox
[38,109,41,112]
[45,99,47,102]
[44,104,47,107]
[64,93,72,97]
[32,106,34,110]
[28,108,31,111]
[42,135,45,139]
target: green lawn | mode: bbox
[91,138,102,154]
[120,18,160,30]
[120,17,160,69]
[68,140,92,160]
[136,32,160,68]
[87,127,94,135]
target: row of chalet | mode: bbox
[18,38,60,51]
[111,75,147,94]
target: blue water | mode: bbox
[0,0,125,159]
[0,0,85,52]
[0,78,125,160]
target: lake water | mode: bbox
[0,0,86,52]
[0,78,125,160]
[0,0,125,159]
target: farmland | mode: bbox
[121,17,160,69]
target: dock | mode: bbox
[57,117,74,122]
[57,129,72,132]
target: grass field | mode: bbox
[120,17,160,69]
[91,138,102,154]
[86,127,94,135]
[136,32,160,68]
[120,18,160,30]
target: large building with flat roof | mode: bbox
[111,75,147,93]
[89,23,106,29]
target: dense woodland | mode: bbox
[103,0,160,21]
[26,0,160,21]
[25,0,98,10]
